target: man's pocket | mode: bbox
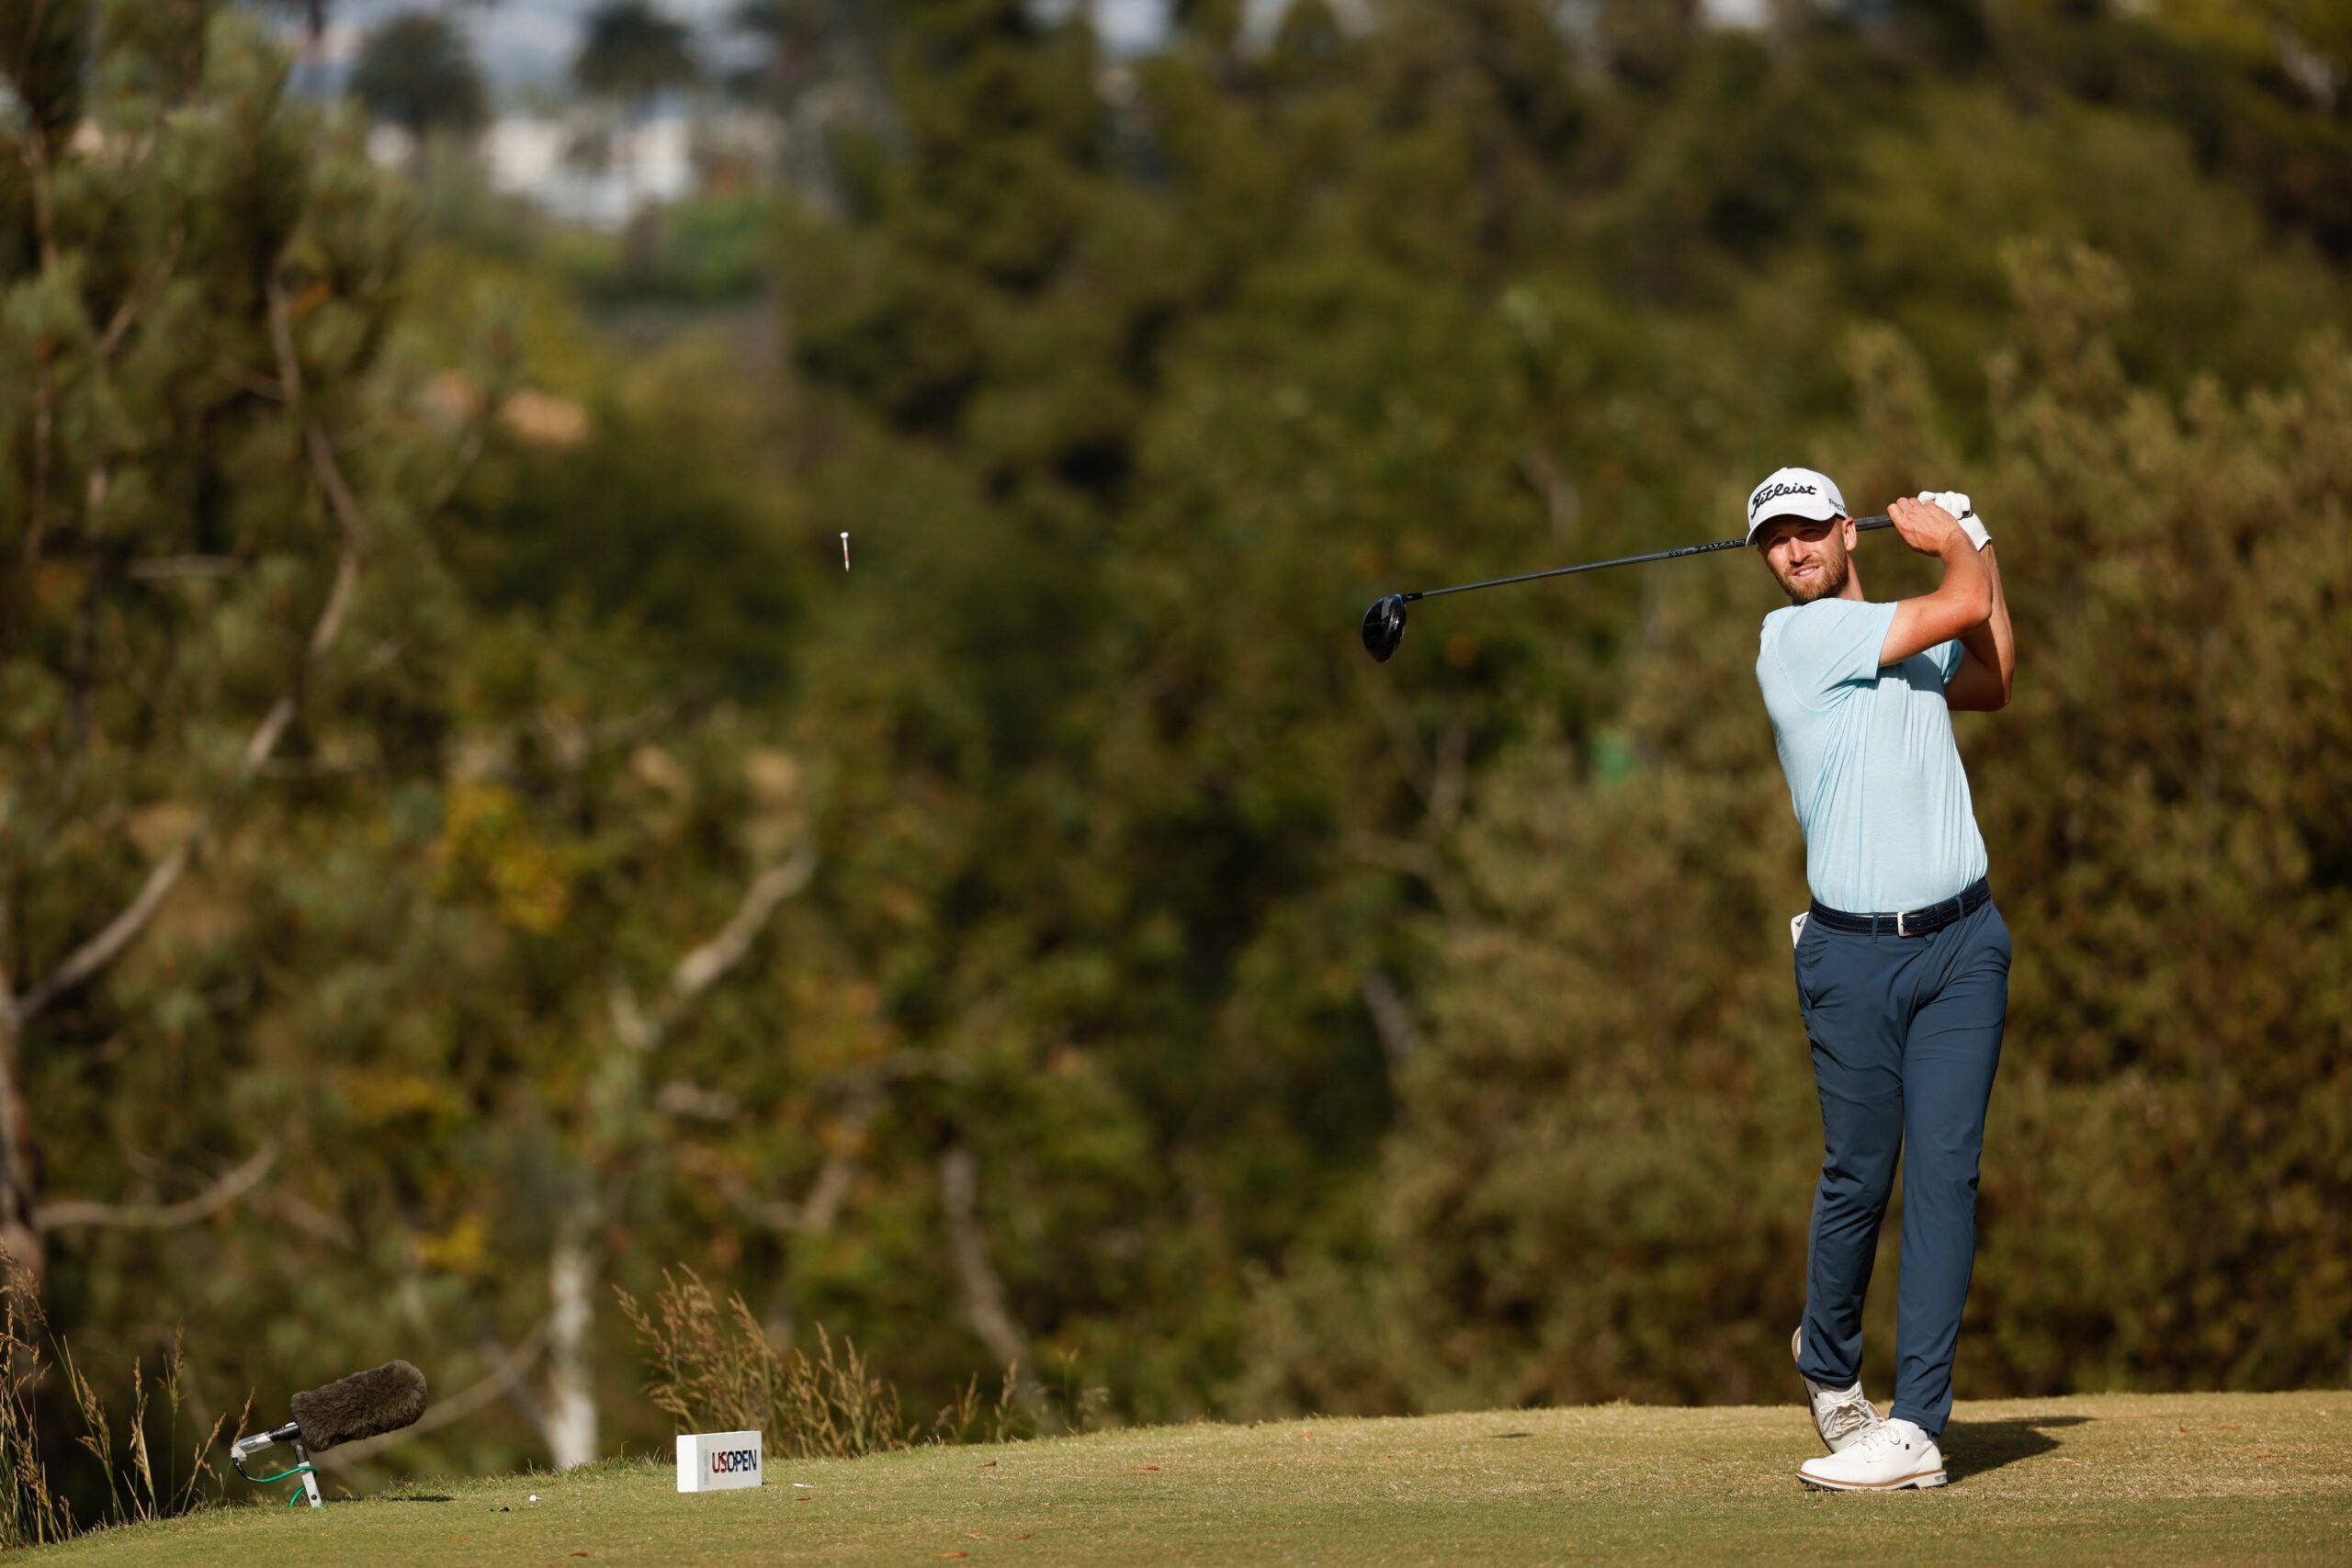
[1792,912,1818,1016]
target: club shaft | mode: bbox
[1403,515,1894,603]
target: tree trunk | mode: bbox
[938,1146,1054,1430]
[544,1208,600,1470]
[0,949,45,1298]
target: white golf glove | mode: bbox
[1917,491,1990,551]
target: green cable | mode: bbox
[246,1461,320,1506]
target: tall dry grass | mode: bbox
[616,1267,1029,1459]
[0,1252,233,1548]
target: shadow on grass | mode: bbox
[378,1494,457,1503]
[1946,1415,2091,1482]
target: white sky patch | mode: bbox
[307,20,360,70]
[1095,0,1167,54]
[471,11,581,88]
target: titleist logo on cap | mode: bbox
[1744,466,1846,541]
[1749,480,1817,519]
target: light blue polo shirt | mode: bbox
[1757,598,1988,914]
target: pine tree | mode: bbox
[0,1,475,1294]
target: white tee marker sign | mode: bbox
[841,532,850,570]
[677,1430,763,1494]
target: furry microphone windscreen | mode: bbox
[288,1360,428,1451]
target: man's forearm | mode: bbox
[1955,542,2014,693]
[1938,532,1993,624]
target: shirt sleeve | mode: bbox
[1931,638,1965,685]
[1770,599,1896,705]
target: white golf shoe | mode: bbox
[1792,1325,1881,1453]
[1798,1417,1948,1491]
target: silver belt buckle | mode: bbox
[1896,908,1913,937]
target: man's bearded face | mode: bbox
[1758,517,1850,604]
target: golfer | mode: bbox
[1747,468,2016,1491]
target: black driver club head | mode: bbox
[1362,594,1408,662]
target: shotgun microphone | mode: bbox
[232,1360,428,1509]
[290,1359,429,1449]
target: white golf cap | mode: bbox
[1745,467,1848,543]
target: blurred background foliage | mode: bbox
[0,0,2345,1514]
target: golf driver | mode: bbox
[1361,514,1895,662]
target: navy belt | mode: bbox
[1809,876,1991,938]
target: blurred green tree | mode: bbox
[573,1,703,272]
[728,0,886,207]
[574,0,702,108]
[0,0,477,1298]
[349,11,489,145]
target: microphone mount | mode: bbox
[232,1421,322,1509]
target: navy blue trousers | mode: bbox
[1792,895,2009,1436]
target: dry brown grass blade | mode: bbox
[0,1251,226,1544]
[0,1250,72,1546]
[621,1267,1028,1461]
